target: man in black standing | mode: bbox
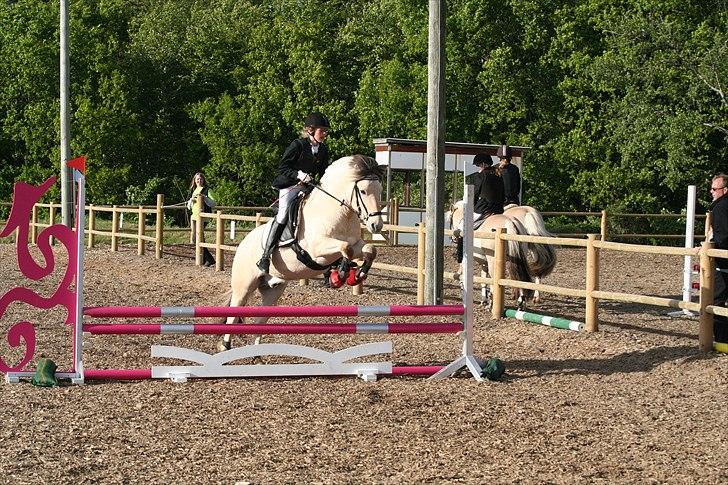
[709,173,728,343]
[497,144,521,206]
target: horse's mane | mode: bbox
[320,155,384,186]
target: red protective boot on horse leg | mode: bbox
[346,265,362,286]
[329,270,345,288]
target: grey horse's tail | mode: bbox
[503,218,534,300]
[521,211,557,278]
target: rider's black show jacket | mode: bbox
[471,169,505,216]
[272,138,329,189]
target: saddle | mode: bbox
[261,188,335,271]
[261,191,306,249]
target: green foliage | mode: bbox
[125,175,165,205]
[0,0,725,215]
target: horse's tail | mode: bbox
[503,218,534,300]
[522,210,557,278]
[522,208,553,238]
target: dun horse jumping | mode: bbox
[219,155,384,351]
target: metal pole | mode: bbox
[72,168,86,383]
[424,0,446,305]
[60,0,74,227]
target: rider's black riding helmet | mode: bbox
[304,112,330,129]
[473,153,493,166]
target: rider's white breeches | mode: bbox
[276,185,305,223]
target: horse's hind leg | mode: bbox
[516,286,529,311]
[533,276,541,304]
[218,283,255,352]
[250,282,288,347]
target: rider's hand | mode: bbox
[297,171,312,184]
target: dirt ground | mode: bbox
[0,242,726,484]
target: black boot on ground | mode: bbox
[203,248,215,267]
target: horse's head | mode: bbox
[321,155,385,234]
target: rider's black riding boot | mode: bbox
[257,220,285,274]
[455,237,463,263]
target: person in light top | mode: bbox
[187,172,216,267]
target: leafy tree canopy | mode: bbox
[0,0,725,213]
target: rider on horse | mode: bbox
[257,112,331,277]
[455,153,505,262]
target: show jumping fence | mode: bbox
[80,303,468,382]
[1,171,488,383]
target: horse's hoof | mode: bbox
[217,340,231,353]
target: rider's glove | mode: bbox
[297,171,312,184]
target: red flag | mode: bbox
[67,156,86,174]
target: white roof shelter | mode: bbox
[373,138,528,243]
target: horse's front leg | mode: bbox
[307,236,356,264]
[307,237,376,285]
[348,239,377,282]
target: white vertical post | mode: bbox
[670,185,697,317]
[462,185,474,357]
[430,184,484,381]
[230,220,236,240]
[72,170,86,383]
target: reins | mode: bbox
[308,176,384,224]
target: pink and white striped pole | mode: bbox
[83,365,447,381]
[83,322,464,335]
[83,304,464,318]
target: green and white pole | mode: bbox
[504,309,584,332]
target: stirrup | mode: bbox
[256,257,270,274]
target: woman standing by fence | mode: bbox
[187,172,216,267]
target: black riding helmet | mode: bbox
[472,153,493,166]
[304,111,330,129]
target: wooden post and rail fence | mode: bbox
[1,197,724,352]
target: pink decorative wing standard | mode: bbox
[0,177,77,372]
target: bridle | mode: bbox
[310,176,384,224]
